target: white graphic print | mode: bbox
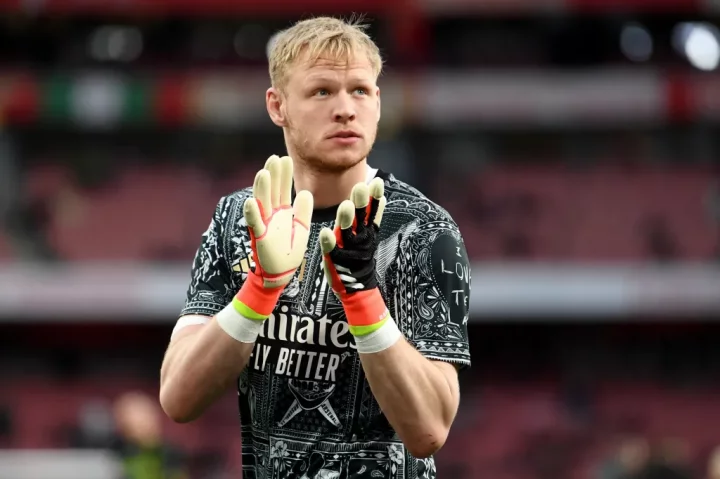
[180,172,471,478]
[336,264,364,290]
[280,380,340,428]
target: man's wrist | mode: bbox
[235,272,283,319]
[352,315,402,354]
[216,297,267,343]
[340,288,389,334]
[341,287,401,353]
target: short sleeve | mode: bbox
[179,196,237,318]
[391,220,472,370]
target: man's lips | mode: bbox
[328,130,361,139]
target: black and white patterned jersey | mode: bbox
[179,167,472,479]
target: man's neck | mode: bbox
[293,159,370,209]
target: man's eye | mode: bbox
[315,89,329,97]
[354,88,368,95]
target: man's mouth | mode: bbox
[330,131,360,139]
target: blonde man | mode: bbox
[160,16,471,479]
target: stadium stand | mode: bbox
[3,161,715,263]
[4,376,720,479]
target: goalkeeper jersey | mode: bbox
[178,167,472,479]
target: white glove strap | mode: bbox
[216,302,265,343]
[354,316,402,354]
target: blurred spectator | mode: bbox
[633,439,694,479]
[596,436,650,479]
[112,391,188,479]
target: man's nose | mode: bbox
[332,92,356,122]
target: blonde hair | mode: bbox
[268,16,384,89]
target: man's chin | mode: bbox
[304,152,368,174]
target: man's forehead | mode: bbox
[296,54,375,79]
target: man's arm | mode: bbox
[359,342,460,458]
[319,180,471,458]
[158,192,243,423]
[159,318,256,423]
[358,226,470,458]
[160,155,313,424]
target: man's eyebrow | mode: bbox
[304,75,338,83]
[300,76,374,90]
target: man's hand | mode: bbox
[319,178,385,294]
[234,155,313,320]
[319,178,399,352]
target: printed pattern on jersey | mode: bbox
[179,172,470,479]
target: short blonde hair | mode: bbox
[268,16,384,90]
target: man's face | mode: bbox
[278,54,380,173]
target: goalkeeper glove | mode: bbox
[217,155,313,342]
[319,178,401,353]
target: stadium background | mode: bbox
[2,0,720,478]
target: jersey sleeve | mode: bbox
[178,196,237,319]
[391,219,472,370]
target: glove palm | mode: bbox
[319,178,388,336]
[236,155,313,318]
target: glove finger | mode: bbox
[321,252,345,297]
[373,196,387,228]
[322,258,334,291]
[264,154,278,169]
[253,169,272,221]
[350,182,370,207]
[350,182,370,227]
[292,189,313,231]
[264,155,282,210]
[319,227,337,255]
[367,178,385,226]
[336,200,356,246]
[291,219,311,254]
[336,200,355,230]
[279,155,293,207]
[243,198,266,237]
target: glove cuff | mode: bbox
[353,315,402,354]
[216,299,266,343]
[341,287,390,336]
[235,272,283,319]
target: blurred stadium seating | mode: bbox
[2,1,720,478]
[7,161,715,262]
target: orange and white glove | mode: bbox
[319,178,401,353]
[217,155,313,343]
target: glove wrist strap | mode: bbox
[353,315,402,354]
[216,298,266,343]
[235,273,283,319]
[341,288,389,335]
[340,288,401,353]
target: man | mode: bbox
[160,16,472,479]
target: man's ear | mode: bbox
[376,87,381,122]
[266,87,287,127]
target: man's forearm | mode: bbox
[160,319,255,423]
[358,336,460,459]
